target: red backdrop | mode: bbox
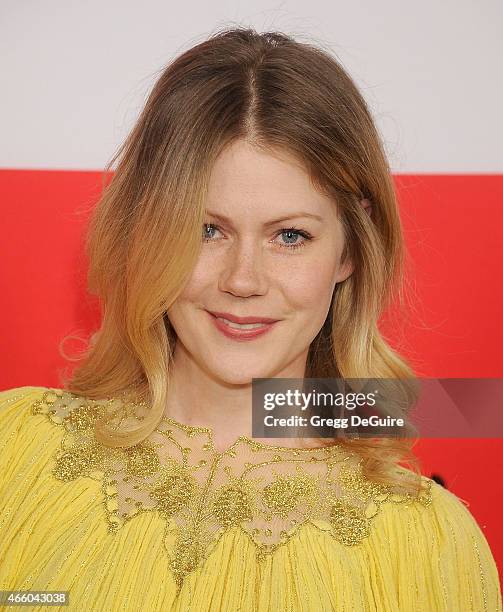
[1,169,502,578]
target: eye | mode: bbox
[202,223,223,242]
[273,227,313,251]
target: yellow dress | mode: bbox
[0,386,500,612]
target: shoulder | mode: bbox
[0,387,108,574]
[0,384,49,404]
[426,480,501,607]
[426,477,496,551]
[374,473,501,609]
[427,479,500,575]
[0,384,105,503]
[379,470,494,552]
[0,385,53,425]
[0,385,68,459]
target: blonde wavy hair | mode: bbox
[61,26,427,497]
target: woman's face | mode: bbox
[166,139,353,384]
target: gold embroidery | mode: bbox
[31,388,432,594]
[262,472,319,519]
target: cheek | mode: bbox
[165,272,203,324]
[170,262,211,304]
[283,260,338,313]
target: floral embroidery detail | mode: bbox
[124,444,161,477]
[262,472,319,519]
[53,440,109,480]
[31,388,433,595]
[166,524,208,589]
[149,464,197,518]
[329,499,370,545]
[213,483,255,527]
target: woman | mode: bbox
[0,27,500,611]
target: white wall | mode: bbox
[1,0,501,172]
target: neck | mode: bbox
[163,341,308,444]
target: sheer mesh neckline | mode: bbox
[160,414,345,456]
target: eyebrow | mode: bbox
[205,210,324,226]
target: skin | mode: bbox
[165,138,361,453]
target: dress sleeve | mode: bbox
[0,385,60,523]
[372,476,502,611]
[429,480,502,610]
[0,385,50,466]
[0,386,106,595]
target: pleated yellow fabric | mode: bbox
[0,385,501,612]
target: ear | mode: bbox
[361,198,372,217]
[335,258,354,283]
[334,199,370,285]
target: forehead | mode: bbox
[206,140,336,219]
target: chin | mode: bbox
[207,362,276,386]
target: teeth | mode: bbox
[217,317,268,330]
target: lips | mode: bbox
[207,310,279,324]
[206,310,279,340]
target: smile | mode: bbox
[217,317,266,329]
[206,312,278,341]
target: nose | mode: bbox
[218,238,268,297]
